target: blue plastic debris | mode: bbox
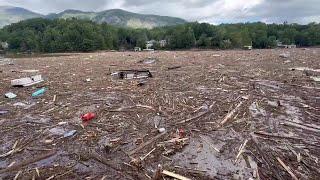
[32,88,47,97]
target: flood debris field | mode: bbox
[0,49,319,179]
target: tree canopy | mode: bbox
[0,18,319,52]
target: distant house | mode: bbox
[134,47,141,52]
[159,40,167,47]
[243,45,252,50]
[277,41,296,48]
[146,40,157,49]
[0,42,8,49]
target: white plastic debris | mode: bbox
[11,75,43,87]
[311,76,320,82]
[5,92,17,99]
[13,102,27,107]
[20,70,39,73]
[158,128,166,133]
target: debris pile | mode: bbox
[0,49,319,179]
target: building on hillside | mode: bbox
[134,47,142,52]
[243,45,253,50]
[0,42,8,49]
[159,40,167,47]
[277,41,296,48]
[144,40,156,51]
[146,40,157,49]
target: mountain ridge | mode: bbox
[0,6,43,27]
[0,6,187,29]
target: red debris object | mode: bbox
[81,113,96,122]
[177,128,186,138]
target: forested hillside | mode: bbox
[0,18,319,52]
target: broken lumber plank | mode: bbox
[281,121,320,133]
[162,170,191,180]
[235,139,248,162]
[251,137,284,180]
[129,132,166,156]
[177,111,209,124]
[276,157,298,180]
[220,101,244,125]
[0,150,56,174]
[199,135,220,153]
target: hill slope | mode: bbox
[46,9,187,29]
[0,6,43,27]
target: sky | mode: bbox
[0,0,319,24]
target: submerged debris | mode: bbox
[138,57,158,64]
[279,53,290,58]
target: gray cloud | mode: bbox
[0,0,319,24]
[250,0,320,23]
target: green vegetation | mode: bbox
[0,18,319,53]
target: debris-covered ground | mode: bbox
[0,49,319,179]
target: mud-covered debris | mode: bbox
[137,80,147,86]
[249,102,267,117]
[63,130,77,138]
[49,127,66,136]
[279,53,290,58]
[167,66,182,70]
[11,75,43,87]
[139,57,158,64]
[112,69,153,79]
[0,109,9,115]
[5,92,17,99]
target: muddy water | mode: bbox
[172,135,255,179]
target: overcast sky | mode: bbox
[0,0,319,24]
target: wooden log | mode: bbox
[129,132,166,156]
[162,170,191,180]
[0,151,56,174]
[220,101,244,125]
[276,157,298,180]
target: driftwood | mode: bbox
[220,101,244,125]
[281,121,320,133]
[129,132,166,156]
[177,111,209,124]
[251,137,284,180]
[162,170,191,180]
[276,157,298,180]
[235,139,248,162]
[199,135,220,153]
[0,150,56,174]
